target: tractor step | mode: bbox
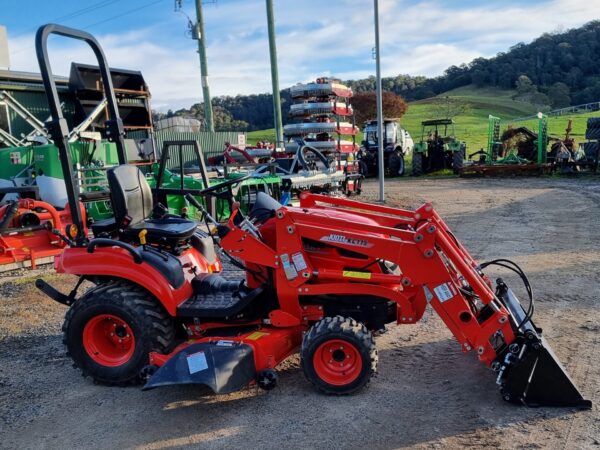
[177,274,263,318]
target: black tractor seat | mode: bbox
[90,164,196,246]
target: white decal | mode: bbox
[292,252,308,271]
[433,283,455,303]
[280,253,298,280]
[187,351,208,374]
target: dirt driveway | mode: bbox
[1,177,598,449]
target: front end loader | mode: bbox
[35,24,590,409]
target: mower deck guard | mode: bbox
[497,284,591,408]
[143,342,256,394]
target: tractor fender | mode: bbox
[56,247,196,315]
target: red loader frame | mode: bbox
[143,193,589,406]
[221,193,514,366]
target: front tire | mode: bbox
[63,280,175,386]
[301,316,377,395]
[388,151,405,177]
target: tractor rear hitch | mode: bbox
[35,279,73,306]
[494,282,591,409]
[36,276,85,306]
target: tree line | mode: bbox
[154,21,600,131]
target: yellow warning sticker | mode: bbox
[342,270,372,280]
[246,331,270,341]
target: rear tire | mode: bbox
[63,280,175,386]
[301,316,377,395]
[412,152,424,176]
[452,149,464,174]
[388,151,405,177]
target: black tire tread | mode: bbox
[301,316,377,395]
[412,152,424,176]
[585,127,600,140]
[452,149,464,174]
[586,117,600,128]
[63,279,175,386]
[388,152,405,177]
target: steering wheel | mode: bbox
[197,173,253,197]
[298,144,331,171]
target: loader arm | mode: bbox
[283,198,514,366]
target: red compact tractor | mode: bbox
[35,25,590,407]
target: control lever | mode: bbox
[184,193,230,238]
[184,194,218,226]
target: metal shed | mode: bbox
[0,69,76,140]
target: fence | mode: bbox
[127,130,246,163]
[511,101,600,123]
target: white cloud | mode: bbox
[6,0,600,110]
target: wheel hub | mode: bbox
[82,314,135,367]
[313,339,362,386]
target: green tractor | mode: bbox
[412,119,466,176]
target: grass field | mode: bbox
[248,85,598,156]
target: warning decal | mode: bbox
[292,252,307,271]
[433,283,455,302]
[246,331,270,341]
[342,270,372,280]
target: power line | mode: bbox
[10,0,121,39]
[10,0,168,56]
[52,0,122,23]
[84,0,167,30]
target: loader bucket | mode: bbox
[497,283,591,409]
[501,336,591,408]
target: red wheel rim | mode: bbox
[313,339,362,386]
[82,314,135,367]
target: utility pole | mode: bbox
[266,0,283,147]
[374,0,385,202]
[194,0,214,131]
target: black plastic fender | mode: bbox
[143,342,256,394]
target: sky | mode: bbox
[1,0,599,111]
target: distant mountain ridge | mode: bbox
[158,21,600,131]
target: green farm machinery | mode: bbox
[461,114,553,176]
[412,119,466,176]
[0,136,282,270]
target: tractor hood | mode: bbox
[288,206,383,228]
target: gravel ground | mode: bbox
[0,177,599,449]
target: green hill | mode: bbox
[399,86,538,151]
[170,22,600,133]
[248,86,598,153]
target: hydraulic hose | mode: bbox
[479,258,534,331]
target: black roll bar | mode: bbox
[35,24,127,243]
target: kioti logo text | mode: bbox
[320,234,372,247]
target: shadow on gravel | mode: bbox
[0,335,585,448]
[122,340,577,450]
